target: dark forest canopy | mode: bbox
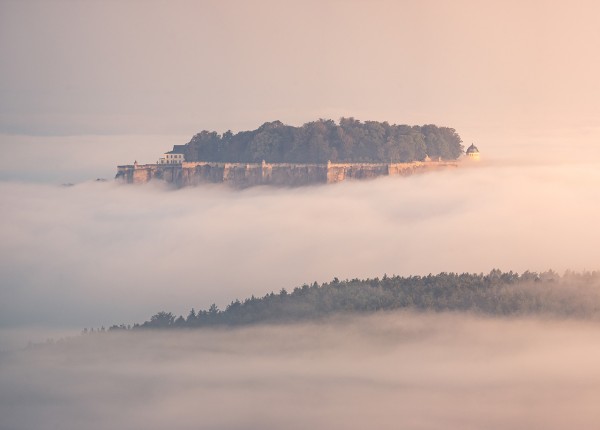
[173,118,464,163]
[95,270,600,332]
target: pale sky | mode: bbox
[1,0,599,136]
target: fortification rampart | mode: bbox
[116,160,458,188]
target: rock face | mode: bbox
[115,160,457,188]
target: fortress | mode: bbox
[116,159,459,188]
[115,121,477,188]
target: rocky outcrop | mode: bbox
[116,160,458,188]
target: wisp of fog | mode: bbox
[2,312,600,430]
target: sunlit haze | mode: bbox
[1,1,600,429]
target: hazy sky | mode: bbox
[1,0,600,136]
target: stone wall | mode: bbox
[116,160,458,188]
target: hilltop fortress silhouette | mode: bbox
[116,120,476,188]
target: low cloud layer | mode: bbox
[2,131,600,428]
[2,312,600,429]
[1,161,600,331]
[1,130,600,347]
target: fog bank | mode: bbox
[1,128,600,348]
[2,159,600,339]
[2,312,600,429]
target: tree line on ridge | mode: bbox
[89,270,600,332]
[173,118,464,163]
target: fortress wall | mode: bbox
[327,163,412,183]
[421,161,459,173]
[223,163,264,187]
[179,162,329,187]
[179,162,264,187]
[116,164,180,185]
[133,166,155,184]
[116,160,458,187]
[268,164,328,186]
[388,162,422,176]
[181,163,225,186]
[115,166,133,183]
[153,165,181,183]
[326,165,346,183]
[343,164,389,180]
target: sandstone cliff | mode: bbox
[116,160,457,188]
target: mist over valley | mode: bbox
[2,129,600,343]
[2,127,600,430]
[3,0,600,427]
[4,313,600,430]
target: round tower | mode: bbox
[466,143,480,160]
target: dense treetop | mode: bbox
[94,270,600,332]
[173,118,464,163]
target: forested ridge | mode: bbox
[96,270,600,332]
[174,118,463,163]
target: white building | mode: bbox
[158,151,185,164]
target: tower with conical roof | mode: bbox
[466,143,480,160]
